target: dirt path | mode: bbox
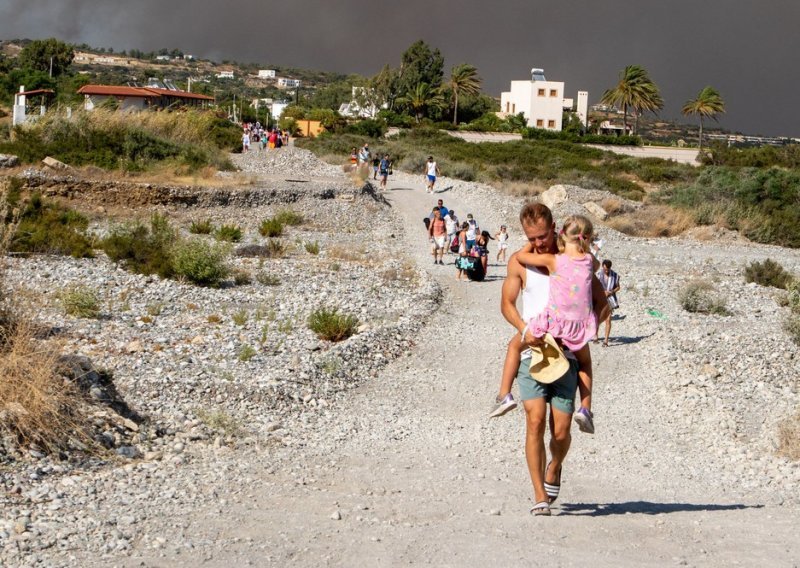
[114,173,798,567]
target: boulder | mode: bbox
[42,156,69,170]
[0,154,19,168]
[540,185,568,208]
[583,201,609,221]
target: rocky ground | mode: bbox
[1,147,799,567]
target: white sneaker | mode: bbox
[489,393,517,418]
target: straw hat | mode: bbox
[528,333,570,384]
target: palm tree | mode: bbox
[682,86,726,149]
[600,65,662,134]
[449,63,481,125]
[397,82,445,123]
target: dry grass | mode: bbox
[606,205,695,238]
[0,321,90,454]
[491,180,547,199]
[778,408,800,461]
[328,245,367,262]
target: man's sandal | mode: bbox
[544,461,562,504]
[530,501,551,516]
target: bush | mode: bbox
[232,269,252,286]
[256,271,280,286]
[238,344,256,362]
[102,214,175,278]
[214,224,243,243]
[304,241,320,255]
[344,118,388,138]
[0,322,91,454]
[784,314,800,346]
[259,218,284,238]
[189,219,214,234]
[274,209,304,226]
[9,189,93,258]
[171,239,230,287]
[678,280,730,315]
[787,280,800,314]
[60,285,101,318]
[744,259,793,289]
[308,307,359,342]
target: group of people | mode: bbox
[241,121,289,153]
[349,143,393,191]
[423,199,513,282]
[487,202,621,516]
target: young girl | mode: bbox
[490,215,596,435]
[455,222,469,281]
[495,225,509,263]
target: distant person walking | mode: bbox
[495,225,510,263]
[428,207,447,265]
[424,156,440,193]
[455,222,469,280]
[372,154,381,180]
[242,130,251,153]
[465,214,479,252]
[594,259,621,347]
[444,209,458,254]
[349,147,358,171]
[379,154,392,190]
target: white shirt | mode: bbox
[444,215,457,235]
[426,161,438,176]
[466,220,478,239]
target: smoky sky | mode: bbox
[2,0,799,137]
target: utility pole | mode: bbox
[49,56,53,78]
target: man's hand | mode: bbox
[521,328,545,347]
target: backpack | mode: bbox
[449,234,460,253]
[423,217,431,230]
[456,255,486,281]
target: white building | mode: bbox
[277,78,300,89]
[338,86,386,118]
[258,69,276,79]
[500,68,588,130]
[216,70,234,79]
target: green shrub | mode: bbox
[308,307,360,342]
[232,310,248,326]
[744,259,793,289]
[344,118,387,138]
[274,210,304,226]
[189,219,214,234]
[256,271,280,286]
[784,314,800,346]
[232,269,252,286]
[238,344,256,362]
[304,241,320,255]
[214,224,243,243]
[9,190,93,258]
[259,218,284,238]
[788,280,800,314]
[443,161,476,181]
[265,239,286,258]
[60,285,101,318]
[678,280,731,315]
[171,239,230,287]
[102,214,175,277]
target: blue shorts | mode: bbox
[427,175,436,183]
[466,239,475,251]
[517,358,578,415]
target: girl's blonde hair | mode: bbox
[557,215,594,254]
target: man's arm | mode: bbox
[501,252,527,334]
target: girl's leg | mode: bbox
[573,344,593,411]
[499,335,525,397]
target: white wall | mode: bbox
[501,80,565,130]
[84,95,147,111]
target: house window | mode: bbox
[505,102,510,112]
[550,89,558,97]
[537,89,545,97]
[536,119,544,127]
[548,120,556,128]
[512,103,516,113]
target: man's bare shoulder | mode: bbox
[506,250,525,278]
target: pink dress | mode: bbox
[528,253,597,351]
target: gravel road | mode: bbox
[3,150,799,567]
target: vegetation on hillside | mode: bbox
[0,108,238,171]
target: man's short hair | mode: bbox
[519,202,553,228]
[602,259,612,268]
[433,206,440,211]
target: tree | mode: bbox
[396,82,445,123]
[449,63,481,125]
[307,80,353,111]
[682,86,726,149]
[18,38,75,78]
[600,65,662,134]
[397,41,444,100]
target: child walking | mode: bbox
[490,215,597,434]
[495,225,509,263]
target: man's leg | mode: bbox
[523,398,549,505]
[604,314,612,345]
[546,406,572,485]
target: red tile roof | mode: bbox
[77,85,214,101]
[78,85,158,98]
